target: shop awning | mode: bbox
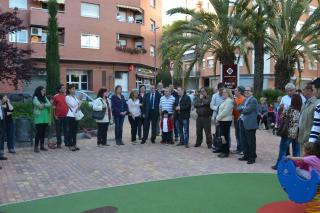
[117,4,143,13]
[34,0,65,4]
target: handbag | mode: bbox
[277,112,290,138]
[75,110,84,121]
[92,99,106,120]
[212,124,225,150]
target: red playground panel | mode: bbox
[257,201,306,213]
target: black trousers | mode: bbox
[55,117,68,146]
[143,110,159,141]
[162,131,172,143]
[257,115,268,129]
[66,117,78,147]
[128,116,141,141]
[97,122,109,145]
[219,121,232,154]
[138,117,144,139]
[240,120,257,161]
[35,123,48,148]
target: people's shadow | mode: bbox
[81,206,118,213]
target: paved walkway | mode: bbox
[0,118,280,205]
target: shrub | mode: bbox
[79,102,97,129]
[12,102,33,119]
[257,89,285,105]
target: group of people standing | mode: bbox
[193,83,258,164]
[1,77,320,170]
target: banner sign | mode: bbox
[221,64,238,90]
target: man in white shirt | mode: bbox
[160,88,175,116]
[210,82,225,122]
[280,83,306,110]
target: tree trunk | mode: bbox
[274,60,292,91]
[253,39,264,96]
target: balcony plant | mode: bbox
[115,46,147,54]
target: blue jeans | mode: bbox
[0,120,5,156]
[179,119,189,145]
[235,120,242,151]
[55,117,68,146]
[6,120,15,150]
[174,118,179,139]
[114,116,125,143]
[276,137,300,166]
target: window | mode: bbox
[81,3,100,19]
[67,71,89,90]
[150,19,156,32]
[150,0,155,8]
[135,41,143,49]
[296,21,304,32]
[116,11,126,22]
[207,59,214,68]
[117,39,127,47]
[202,59,206,69]
[309,6,316,16]
[135,14,143,24]
[81,34,100,49]
[150,45,155,57]
[309,60,318,70]
[9,0,27,9]
[9,30,28,43]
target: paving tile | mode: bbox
[0,118,280,204]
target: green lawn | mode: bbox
[0,173,287,213]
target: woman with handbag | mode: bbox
[92,88,112,147]
[214,89,234,158]
[66,84,82,151]
[32,86,51,153]
[127,89,142,144]
[111,85,128,145]
[272,94,302,170]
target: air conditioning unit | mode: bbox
[31,27,42,36]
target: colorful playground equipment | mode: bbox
[277,158,319,203]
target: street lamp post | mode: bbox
[154,26,160,84]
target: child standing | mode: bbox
[160,111,173,144]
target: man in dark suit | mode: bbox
[237,87,258,164]
[142,84,161,144]
[0,95,8,168]
[175,87,191,148]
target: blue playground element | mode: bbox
[277,158,319,203]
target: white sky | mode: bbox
[162,0,214,25]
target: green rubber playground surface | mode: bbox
[0,173,287,213]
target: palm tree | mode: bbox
[234,0,273,95]
[160,0,250,88]
[265,0,320,90]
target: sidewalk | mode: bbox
[0,117,280,204]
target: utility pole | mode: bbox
[154,26,160,84]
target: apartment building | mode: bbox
[1,0,162,93]
[164,0,319,90]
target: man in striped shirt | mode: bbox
[160,87,176,116]
[159,88,176,144]
[309,78,320,143]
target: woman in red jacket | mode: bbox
[160,110,174,144]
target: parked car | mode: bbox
[0,92,32,103]
[75,90,97,105]
[107,91,130,101]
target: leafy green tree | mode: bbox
[160,0,250,88]
[234,0,273,95]
[266,0,320,90]
[46,0,60,96]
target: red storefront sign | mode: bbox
[129,64,134,72]
[221,64,238,90]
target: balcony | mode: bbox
[116,5,144,25]
[30,7,66,27]
[115,34,146,55]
